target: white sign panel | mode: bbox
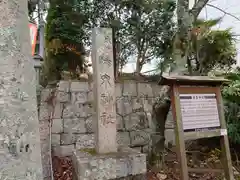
[179,93,220,131]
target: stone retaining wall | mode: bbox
[39,80,170,179]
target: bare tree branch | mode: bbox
[191,0,209,17]
[207,4,240,22]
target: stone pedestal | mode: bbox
[72,147,147,180]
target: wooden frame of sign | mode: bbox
[159,75,234,180]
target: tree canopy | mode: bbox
[158,18,237,75]
[43,0,87,82]
[42,0,176,82]
[191,18,237,75]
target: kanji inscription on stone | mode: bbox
[91,28,117,153]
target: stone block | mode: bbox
[165,110,174,129]
[44,177,51,180]
[116,174,147,180]
[129,153,146,175]
[85,116,94,133]
[39,120,49,140]
[76,132,132,150]
[115,157,131,177]
[142,146,149,153]
[83,103,93,117]
[39,104,51,120]
[116,97,124,115]
[130,131,150,146]
[117,132,130,146]
[41,142,51,178]
[71,81,89,92]
[62,103,75,118]
[53,103,63,119]
[165,129,175,146]
[71,91,88,104]
[43,176,52,180]
[122,96,133,116]
[64,118,86,133]
[40,89,51,102]
[72,151,92,180]
[117,114,124,130]
[41,145,51,164]
[41,141,50,154]
[115,83,123,97]
[58,81,70,92]
[56,91,70,102]
[52,118,63,133]
[51,134,60,146]
[72,147,146,179]
[53,145,75,157]
[123,81,137,96]
[89,158,117,179]
[132,98,143,112]
[133,147,142,152]
[61,133,76,145]
[76,134,95,149]
[125,112,147,131]
[42,165,51,179]
[137,83,153,97]
[72,103,88,118]
[87,90,93,102]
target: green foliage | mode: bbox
[91,0,176,73]
[120,0,176,72]
[43,0,87,82]
[191,18,237,75]
[222,70,240,144]
[157,18,237,75]
[43,0,176,80]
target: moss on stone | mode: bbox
[80,148,97,155]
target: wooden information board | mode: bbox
[159,76,234,180]
[180,93,220,131]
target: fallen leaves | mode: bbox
[50,144,240,180]
[53,156,73,180]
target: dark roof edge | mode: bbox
[158,75,229,86]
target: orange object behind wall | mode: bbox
[29,23,38,56]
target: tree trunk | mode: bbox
[135,57,142,75]
[151,0,209,168]
[172,0,194,75]
[173,0,209,75]
[0,0,43,179]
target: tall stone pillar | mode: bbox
[72,28,147,180]
[91,28,117,153]
[0,0,43,179]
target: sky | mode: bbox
[123,0,240,73]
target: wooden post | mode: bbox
[171,85,189,180]
[216,88,234,180]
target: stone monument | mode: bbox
[72,28,147,180]
[0,1,43,180]
[91,28,117,153]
